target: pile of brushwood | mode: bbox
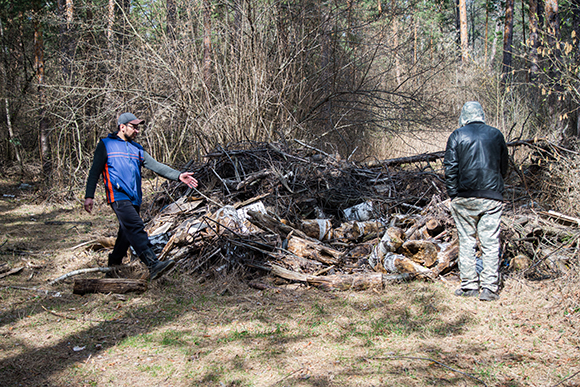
[115,138,577,292]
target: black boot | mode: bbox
[139,248,175,280]
[106,254,123,278]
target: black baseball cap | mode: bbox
[117,112,145,126]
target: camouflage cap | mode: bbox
[459,101,485,127]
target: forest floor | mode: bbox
[1,176,580,387]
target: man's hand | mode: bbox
[84,198,94,214]
[179,172,198,189]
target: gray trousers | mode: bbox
[451,197,503,293]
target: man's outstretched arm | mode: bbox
[143,151,198,188]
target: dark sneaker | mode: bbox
[105,266,120,278]
[149,259,175,280]
[454,288,479,297]
[479,288,499,301]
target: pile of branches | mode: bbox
[134,140,580,291]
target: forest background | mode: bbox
[0,0,579,208]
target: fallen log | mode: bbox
[368,227,405,272]
[270,264,411,291]
[279,253,323,272]
[400,240,440,268]
[299,219,333,240]
[368,151,445,167]
[386,253,436,280]
[73,278,148,295]
[431,242,459,277]
[286,235,343,265]
[270,264,315,282]
[366,138,545,168]
[307,272,384,291]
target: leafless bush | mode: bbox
[534,141,580,217]
[20,0,461,191]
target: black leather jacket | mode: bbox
[444,122,508,201]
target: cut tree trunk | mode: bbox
[270,264,410,291]
[286,236,343,265]
[307,272,384,291]
[431,242,459,277]
[400,240,440,268]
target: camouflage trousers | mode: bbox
[450,197,503,293]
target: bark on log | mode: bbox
[299,219,386,242]
[280,253,323,272]
[367,151,445,167]
[400,240,440,268]
[270,264,315,282]
[270,264,411,291]
[299,219,333,240]
[425,218,445,237]
[73,278,148,295]
[431,242,459,277]
[368,227,405,271]
[331,221,385,242]
[307,272,383,291]
[286,236,343,265]
[346,241,376,259]
[388,253,436,279]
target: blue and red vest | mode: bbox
[102,134,145,207]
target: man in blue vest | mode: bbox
[84,112,198,280]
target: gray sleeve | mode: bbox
[142,151,181,181]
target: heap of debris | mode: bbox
[134,140,579,291]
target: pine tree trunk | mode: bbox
[501,0,515,84]
[107,0,115,48]
[166,0,176,38]
[528,0,540,80]
[0,19,21,164]
[203,0,213,86]
[459,0,468,62]
[34,14,51,177]
[58,0,74,80]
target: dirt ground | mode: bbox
[1,178,580,387]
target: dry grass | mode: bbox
[370,130,452,160]
[1,178,580,387]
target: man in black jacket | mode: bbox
[444,102,508,301]
[84,112,199,280]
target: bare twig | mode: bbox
[49,267,114,285]
[4,286,62,297]
[550,369,580,387]
[0,266,23,279]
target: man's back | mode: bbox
[444,121,508,201]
